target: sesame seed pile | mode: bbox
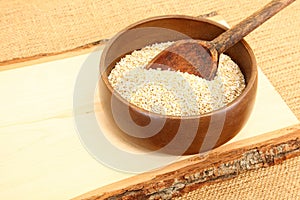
[108,41,245,116]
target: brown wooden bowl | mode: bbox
[99,15,258,155]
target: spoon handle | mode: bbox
[212,0,295,54]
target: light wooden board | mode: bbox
[75,124,300,200]
[0,44,298,199]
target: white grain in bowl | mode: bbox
[108,41,245,116]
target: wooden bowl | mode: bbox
[99,15,258,155]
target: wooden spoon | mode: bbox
[146,0,295,80]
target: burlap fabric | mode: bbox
[176,156,300,199]
[1,0,299,199]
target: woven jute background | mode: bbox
[176,156,300,199]
[1,0,299,199]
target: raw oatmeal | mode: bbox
[108,41,245,116]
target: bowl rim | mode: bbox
[100,15,258,120]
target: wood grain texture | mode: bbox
[175,155,300,199]
[0,43,298,199]
[74,124,300,200]
[146,40,216,79]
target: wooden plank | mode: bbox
[74,124,300,200]
[0,41,298,200]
